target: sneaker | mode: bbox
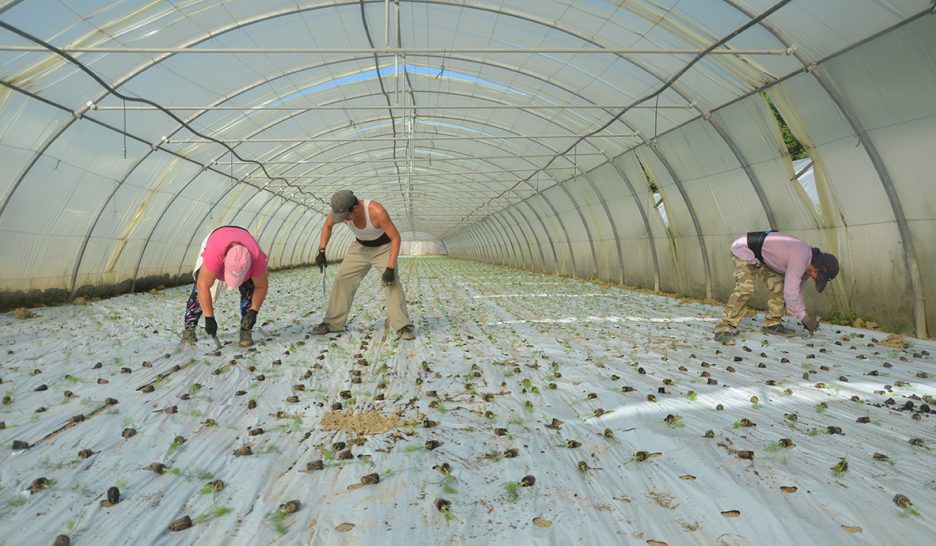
[311,322,332,335]
[762,324,796,337]
[713,329,738,346]
[239,330,254,347]
[397,325,415,341]
[181,329,197,346]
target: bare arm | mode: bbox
[319,212,335,251]
[250,272,269,311]
[371,204,401,268]
[196,268,217,317]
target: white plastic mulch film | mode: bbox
[0,258,934,546]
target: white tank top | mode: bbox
[344,199,385,241]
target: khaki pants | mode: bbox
[714,256,786,333]
[322,242,412,332]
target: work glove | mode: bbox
[802,314,819,334]
[204,316,218,336]
[241,309,258,331]
[381,267,396,287]
[315,248,327,272]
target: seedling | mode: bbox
[831,457,848,476]
[504,481,520,501]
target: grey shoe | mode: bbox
[713,329,738,346]
[239,330,254,347]
[397,325,415,341]
[311,322,332,335]
[762,324,796,337]
[181,329,197,346]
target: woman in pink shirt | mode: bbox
[182,226,269,347]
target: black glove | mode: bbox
[241,309,258,331]
[204,316,218,336]
[381,267,396,287]
[802,314,819,334]
[315,248,327,272]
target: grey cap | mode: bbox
[330,190,357,223]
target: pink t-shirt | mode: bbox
[731,233,811,320]
[200,226,268,281]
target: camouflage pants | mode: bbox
[714,256,786,333]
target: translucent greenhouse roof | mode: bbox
[1,0,927,239]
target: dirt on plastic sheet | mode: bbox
[320,409,406,436]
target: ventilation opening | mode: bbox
[637,157,669,227]
[765,94,821,212]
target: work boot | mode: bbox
[713,329,738,346]
[397,325,415,341]
[311,322,332,335]
[239,330,254,347]
[762,324,796,337]
[181,329,197,346]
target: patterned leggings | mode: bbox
[184,269,255,331]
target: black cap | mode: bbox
[811,249,840,293]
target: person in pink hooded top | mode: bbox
[182,226,269,347]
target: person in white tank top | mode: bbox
[311,190,414,340]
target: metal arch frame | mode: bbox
[516,199,560,273]
[287,212,322,264]
[463,226,485,263]
[0,80,318,294]
[475,225,496,264]
[3,0,813,297]
[553,181,600,278]
[487,213,523,267]
[491,210,532,269]
[504,206,546,270]
[478,220,511,267]
[265,202,305,266]
[438,4,789,293]
[721,0,927,336]
[577,170,626,284]
[642,143,714,299]
[607,157,662,292]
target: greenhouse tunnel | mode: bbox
[1,1,936,545]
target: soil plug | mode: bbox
[12,440,30,450]
[577,461,589,473]
[101,486,120,507]
[78,449,94,459]
[29,477,51,494]
[603,428,614,439]
[434,498,451,514]
[122,428,137,439]
[433,463,452,474]
[338,449,353,460]
[831,457,848,475]
[893,494,913,509]
[520,475,535,487]
[233,445,252,457]
[169,515,193,531]
[279,500,301,514]
[566,440,581,448]
[503,448,519,458]
[307,460,324,471]
[361,473,380,485]
[144,462,166,474]
[52,535,70,546]
[737,451,754,460]
[425,440,442,450]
